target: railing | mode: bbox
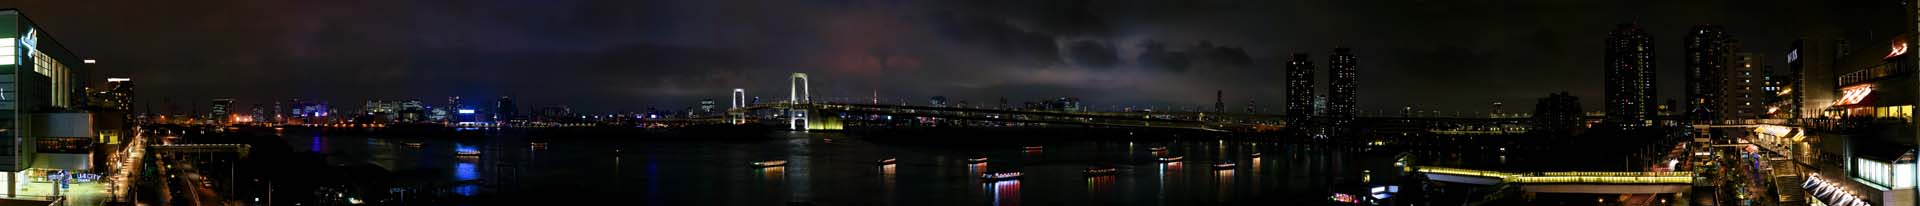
[1506,176,1694,184]
[1418,166,1694,184]
[1838,62,1912,86]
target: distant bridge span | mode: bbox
[733,102,1225,132]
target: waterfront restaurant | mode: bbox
[1805,33,1919,206]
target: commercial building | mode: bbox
[1285,53,1315,128]
[1604,23,1658,129]
[0,9,97,196]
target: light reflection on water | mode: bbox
[279,131,1512,205]
[986,180,1021,206]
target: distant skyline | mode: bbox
[1,0,1908,113]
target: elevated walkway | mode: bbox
[1418,167,1695,194]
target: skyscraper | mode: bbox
[1285,53,1315,127]
[1685,25,1731,123]
[1327,48,1358,134]
[1604,23,1657,129]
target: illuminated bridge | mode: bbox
[720,72,1230,132]
[733,102,1225,132]
[1417,166,1697,194]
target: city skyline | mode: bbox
[2,0,1909,114]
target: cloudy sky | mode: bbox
[0,0,1906,114]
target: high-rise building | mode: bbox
[1532,92,1585,137]
[1285,53,1315,127]
[1214,90,1225,113]
[211,98,234,123]
[1728,52,1764,119]
[1604,23,1658,128]
[99,78,132,111]
[249,104,264,123]
[495,96,517,121]
[1327,48,1358,134]
[1684,25,1731,123]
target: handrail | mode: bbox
[1418,166,1693,184]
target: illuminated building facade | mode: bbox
[0,9,95,195]
[1328,48,1358,135]
[1604,23,1657,128]
[1801,31,1919,206]
[1684,25,1730,124]
[1285,53,1314,128]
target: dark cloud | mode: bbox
[1135,40,1190,71]
[0,0,1900,114]
[1063,40,1120,68]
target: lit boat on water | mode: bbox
[1083,166,1119,176]
[752,160,788,167]
[1158,156,1184,162]
[981,171,1022,181]
[1212,161,1236,169]
[877,157,897,165]
[454,144,482,156]
[966,157,990,163]
[1249,152,1262,158]
[1149,146,1167,151]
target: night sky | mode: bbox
[0,0,1906,114]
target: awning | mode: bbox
[1805,173,1873,206]
[29,154,88,171]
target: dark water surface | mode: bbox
[282,131,1457,205]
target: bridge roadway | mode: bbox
[1418,167,1696,194]
[736,102,1227,132]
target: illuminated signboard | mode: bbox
[1787,49,1799,62]
[457,109,476,114]
[1330,193,1363,204]
[1834,85,1873,106]
[1889,36,1909,59]
[18,28,35,59]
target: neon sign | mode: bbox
[1834,85,1872,106]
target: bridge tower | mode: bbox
[731,88,746,124]
[790,73,810,130]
